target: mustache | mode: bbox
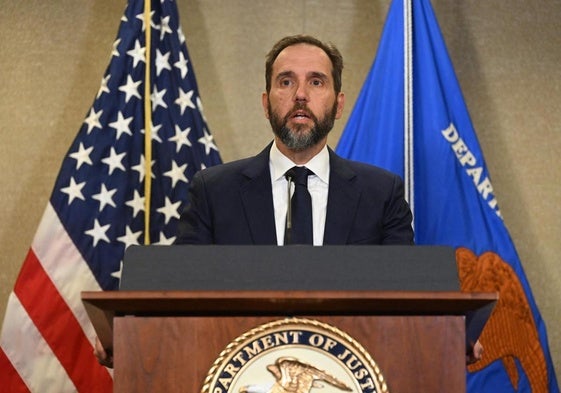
[287,103,315,120]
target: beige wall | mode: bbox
[1,0,559,378]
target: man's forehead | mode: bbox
[272,43,332,76]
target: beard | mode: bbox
[268,101,338,152]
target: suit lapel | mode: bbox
[240,144,278,244]
[237,145,361,245]
[323,150,361,244]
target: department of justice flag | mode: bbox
[0,0,221,391]
[336,0,559,392]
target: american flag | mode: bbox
[0,0,221,391]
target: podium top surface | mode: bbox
[120,245,460,292]
[82,289,497,316]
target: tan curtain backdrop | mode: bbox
[0,0,559,375]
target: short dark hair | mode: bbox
[265,35,343,95]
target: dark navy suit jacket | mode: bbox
[176,144,413,245]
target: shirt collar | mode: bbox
[269,141,330,183]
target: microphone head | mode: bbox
[284,167,296,181]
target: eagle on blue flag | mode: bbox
[336,0,559,392]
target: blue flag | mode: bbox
[0,0,221,391]
[336,0,558,392]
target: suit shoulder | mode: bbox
[193,146,269,185]
[336,155,403,183]
[197,156,254,177]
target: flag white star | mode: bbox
[198,128,219,155]
[60,177,86,205]
[155,49,171,76]
[127,39,146,68]
[164,161,188,188]
[168,125,192,152]
[97,74,111,98]
[151,86,168,111]
[144,123,162,143]
[85,219,111,247]
[159,15,172,39]
[109,111,133,139]
[136,11,156,31]
[69,142,93,169]
[92,184,117,212]
[111,261,123,280]
[101,147,126,175]
[112,38,121,57]
[117,226,142,249]
[131,155,155,183]
[196,96,208,123]
[177,26,186,44]
[174,88,195,115]
[174,51,189,78]
[156,197,181,224]
[83,108,103,134]
[125,189,145,217]
[131,155,145,182]
[119,75,142,103]
[155,232,176,245]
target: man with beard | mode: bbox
[96,36,485,369]
[176,35,413,246]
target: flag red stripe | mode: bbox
[14,249,112,392]
[0,348,31,393]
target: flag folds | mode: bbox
[336,0,558,392]
[0,0,221,391]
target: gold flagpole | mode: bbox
[143,0,153,244]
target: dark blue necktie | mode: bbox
[285,166,313,245]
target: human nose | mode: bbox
[294,82,309,102]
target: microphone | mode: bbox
[284,168,296,244]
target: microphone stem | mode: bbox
[285,176,293,244]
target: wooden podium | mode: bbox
[82,289,497,393]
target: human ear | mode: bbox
[261,92,270,119]
[335,92,345,119]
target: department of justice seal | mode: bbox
[201,318,388,393]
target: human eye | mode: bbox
[280,78,292,87]
[309,73,327,87]
[276,72,294,88]
[310,78,323,87]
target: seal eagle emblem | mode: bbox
[201,318,388,393]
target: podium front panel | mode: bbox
[113,315,465,393]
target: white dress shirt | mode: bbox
[269,142,330,245]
